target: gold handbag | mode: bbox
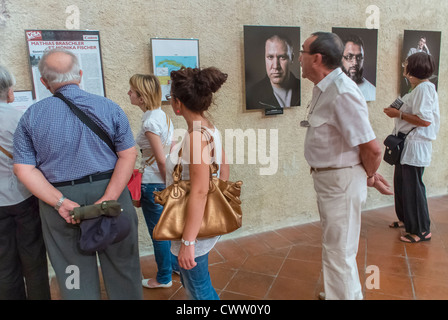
[152,129,243,241]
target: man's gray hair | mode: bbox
[38,48,81,85]
[0,65,16,101]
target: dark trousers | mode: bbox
[39,178,142,300]
[394,163,430,235]
[0,196,51,300]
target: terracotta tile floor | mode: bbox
[51,195,448,300]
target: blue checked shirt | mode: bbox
[13,84,136,183]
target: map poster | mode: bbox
[25,30,106,101]
[150,38,200,101]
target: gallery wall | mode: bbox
[1,0,447,255]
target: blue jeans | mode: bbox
[179,253,219,300]
[141,183,178,284]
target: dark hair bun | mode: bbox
[195,67,228,95]
[170,67,228,114]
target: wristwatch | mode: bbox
[181,238,197,246]
[54,196,66,211]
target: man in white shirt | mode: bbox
[407,36,430,57]
[299,32,384,300]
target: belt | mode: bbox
[52,170,114,187]
[310,166,354,174]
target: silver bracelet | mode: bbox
[181,238,197,246]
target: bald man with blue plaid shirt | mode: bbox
[13,48,142,300]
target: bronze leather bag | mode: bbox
[152,129,243,241]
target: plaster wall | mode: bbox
[1,0,447,256]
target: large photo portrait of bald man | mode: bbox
[332,27,378,102]
[244,26,301,111]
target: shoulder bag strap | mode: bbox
[405,127,416,137]
[175,127,218,179]
[0,145,13,159]
[54,92,116,155]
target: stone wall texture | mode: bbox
[1,0,447,256]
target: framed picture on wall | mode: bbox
[11,90,34,112]
[25,30,105,101]
[150,38,200,102]
[244,25,301,114]
[332,27,378,102]
[400,30,441,96]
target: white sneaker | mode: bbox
[142,278,172,289]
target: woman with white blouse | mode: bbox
[384,52,440,243]
[128,74,177,288]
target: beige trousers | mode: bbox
[312,164,366,300]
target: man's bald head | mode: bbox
[38,48,82,91]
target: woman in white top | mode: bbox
[128,74,177,288]
[0,65,50,299]
[167,67,229,300]
[384,52,440,243]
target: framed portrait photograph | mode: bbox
[400,30,441,96]
[244,25,301,113]
[332,27,378,102]
[150,38,200,102]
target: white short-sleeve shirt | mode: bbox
[304,68,376,168]
[394,81,439,167]
[135,108,173,184]
[0,102,32,205]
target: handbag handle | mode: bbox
[0,145,13,160]
[173,127,219,184]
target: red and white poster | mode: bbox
[25,30,106,101]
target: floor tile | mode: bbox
[49,195,448,300]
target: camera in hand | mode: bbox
[390,98,404,110]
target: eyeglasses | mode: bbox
[342,54,364,62]
[165,94,171,101]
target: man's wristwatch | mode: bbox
[54,196,66,211]
[181,238,197,246]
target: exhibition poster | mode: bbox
[151,38,199,101]
[25,29,105,101]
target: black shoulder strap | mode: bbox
[54,92,116,154]
[405,127,417,137]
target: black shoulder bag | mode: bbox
[383,128,416,166]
